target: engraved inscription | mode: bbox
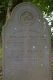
[20,11,34,26]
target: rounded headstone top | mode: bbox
[11,2,43,26]
[20,11,35,26]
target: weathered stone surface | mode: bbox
[2,2,51,80]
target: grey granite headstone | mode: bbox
[2,2,51,80]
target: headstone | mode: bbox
[2,2,51,80]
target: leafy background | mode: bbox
[0,0,53,80]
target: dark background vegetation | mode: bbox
[0,0,53,80]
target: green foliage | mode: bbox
[0,0,9,34]
[32,0,53,14]
[0,0,53,34]
[51,35,53,47]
